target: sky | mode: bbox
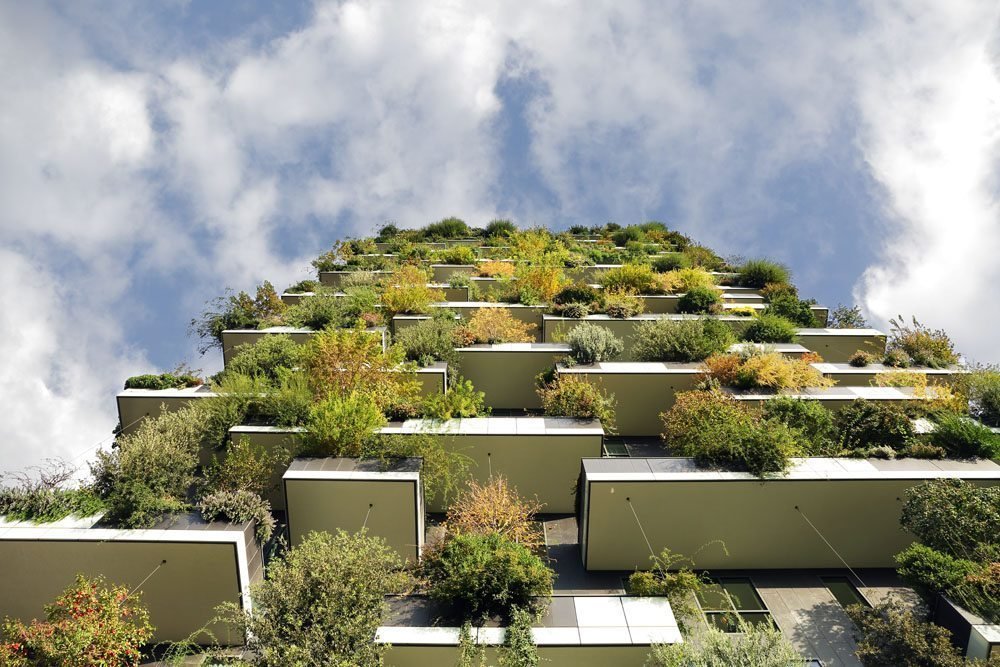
[1,0,999,474]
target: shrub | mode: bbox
[0,574,152,666]
[446,477,543,550]
[883,348,911,368]
[421,217,470,239]
[382,266,442,315]
[846,601,968,667]
[207,436,291,499]
[610,226,645,247]
[602,289,643,319]
[651,253,691,273]
[423,379,486,420]
[553,284,600,309]
[0,463,104,523]
[900,480,1000,560]
[829,304,868,328]
[514,264,567,303]
[225,334,303,383]
[759,281,798,301]
[566,323,624,364]
[221,530,406,666]
[499,606,539,667]
[660,267,716,294]
[647,620,801,666]
[736,259,791,289]
[485,219,516,237]
[537,376,616,430]
[555,302,589,319]
[600,264,661,294]
[661,390,801,477]
[304,327,415,408]
[887,316,959,369]
[304,391,387,457]
[436,245,476,265]
[286,278,319,294]
[677,285,722,314]
[258,369,313,426]
[895,543,981,601]
[478,260,515,278]
[741,313,798,343]
[456,308,535,345]
[931,413,1000,459]
[199,489,275,542]
[682,244,726,271]
[965,365,1000,426]
[836,399,915,452]
[124,372,202,390]
[763,293,817,326]
[849,350,878,367]
[627,548,706,627]
[702,351,830,391]
[762,396,838,455]
[394,317,459,367]
[633,318,734,363]
[281,293,343,330]
[190,282,286,353]
[424,532,553,621]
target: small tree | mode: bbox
[446,477,544,550]
[220,530,406,667]
[847,601,968,667]
[0,574,153,666]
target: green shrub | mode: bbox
[602,290,642,319]
[600,264,660,294]
[285,279,319,294]
[191,282,286,353]
[206,435,292,499]
[424,532,553,621]
[499,606,539,667]
[849,350,878,367]
[741,313,798,343]
[883,348,911,368]
[199,489,275,542]
[124,372,202,390]
[895,543,980,601]
[304,391,387,457]
[900,480,1000,560]
[423,379,486,420]
[0,470,104,523]
[931,413,1000,459]
[553,284,600,307]
[538,376,616,430]
[763,293,817,326]
[258,369,313,426]
[888,316,959,368]
[633,318,734,362]
[736,259,791,289]
[566,323,624,364]
[964,366,1000,426]
[556,302,589,319]
[835,399,915,452]
[846,601,973,667]
[220,530,406,666]
[677,285,722,314]
[647,620,801,666]
[421,217,470,239]
[651,253,691,273]
[661,391,801,477]
[225,334,303,383]
[627,548,706,628]
[762,397,837,455]
[436,245,476,265]
[282,294,342,330]
[829,304,868,328]
[485,219,516,237]
[610,226,646,247]
[394,317,459,367]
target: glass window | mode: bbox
[696,577,775,632]
[821,576,870,609]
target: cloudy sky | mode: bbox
[1,0,998,473]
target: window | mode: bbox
[821,576,871,609]
[695,577,775,632]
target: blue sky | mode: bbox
[1,0,999,472]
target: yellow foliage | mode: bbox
[702,350,832,391]
[515,264,568,303]
[659,268,716,294]
[478,260,516,279]
[455,307,536,344]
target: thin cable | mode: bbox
[361,504,374,531]
[128,560,167,599]
[626,497,656,559]
[487,453,493,479]
[795,506,867,588]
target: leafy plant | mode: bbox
[478,260,516,278]
[762,396,838,455]
[883,348,911,368]
[190,282,286,353]
[537,376,616,430]
[601,289,643,319]
[888,316,960,368]
[0,574,152,667]
[206,436,292,499]
[382,265,443,316]
[219,530,406,666]
[846,601,969,667]
[424,532,553,622]
[421,217,470,240]
[446,477,543,550]
[849,350,878,367]
[736,259,791,289]
[124,372,202,390]
[702,350,830,391]
[964,365,1000,426]
[556,302,589,318]
[199,489,275,542]
[224,334,304,383]
[835,399,915,452]
[0,462,104,523]
[393,316,459,367]
[647,619,801,666]
[485,219,516,238]
[455,308,536,345]
[895,543,981,602]
[285,279,319,294]
[763,293,817,326]
[628,548,707,628]
[677,285,722,314]
[741,313,798,343]
[553,284,600,308]
[423,379,486,420]
[373,433,470,507]
[900,480,999,561]
[633,318,735,363]
[566,323,624,364]
[931,412,1000,459]
[514,264,567,304]
[600,263,661,294]
[304,327,416,408]
[829,304,868,328]
[304,391,387,457]
[436,245,476,265]
[651,253,691,273]
[498,606,539,667]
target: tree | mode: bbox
[847,601,968,667]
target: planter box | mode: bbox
[283,458,424,563]
[380,417,604,513]
[221,326,387,365]
[0,514,261,643]
[415,362,448,397]
[933,596,1000,660]
[566,264,620,284]
[724,385,936,412]
[812,363,964,387]
[319,270,393,288]
[728,342,812,357]
[377,595,680,667]
[556,362,702,436]
[793,328,886,363]
[468,276,507,299]
[579,457,1000,571]
[455,344,570,409]
[431,284,470,302]
[116,386,216,436]
[430,264,477,283]
[435,302,547,341]
[722,303,828,326]
[228,425,305,510]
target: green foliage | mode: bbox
[394,317,459,367]
[651,253,691,273]
[486,219,517,238]
[895,543,980,600]
[600,264,661,294]
[457,622,485,667]
[566,322,624,364]
[661,391,801,477]
[762,396,838,455]
[257,369,313,427]
[190,282,285,353]
[424,532,553,622]
[124,372,202,390]
[835,399,915,452]
[0,574,153,666]
[0,462,104,523]
[883,348,912,368]
[436,245,476,265]
[849,350,879,367]
[888,316,959,369]
[677,285,721,314]
[553,284,600,307]
[628,548,706,628]
[846,601,969,667]
[736,259,791,289]
[741,313,798,343]
[610,225,646,247]
[199,489,275,542]
[498,606,539,667]
[304,391,387,457]
[646,619,801,666]
[283,287,379,330]
[931,413,1000,459]
[207,436,292,499]
[373,433,470,507]
[421,217,470,240]
[763,293,817,326]
[633,318,735,362]
[92,407,203,528]
[221,530,406,667]
[964,366,1000,427]
[423,379,486,420]
[538,376,616,431]
[829,304,868,328]
[602,290,642,319]
[225,335,303,383]
[285,279,319,294]
[900,480,1000,561]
